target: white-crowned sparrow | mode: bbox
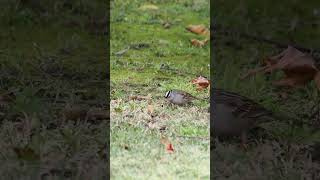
[213,88,276,144]
[164,90,197,105]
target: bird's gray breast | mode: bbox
[169,93,185,104]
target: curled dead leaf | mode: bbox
[242,46,320,89]
[186,24,210,36]
[190,39,209,47]
[191,76,210,90]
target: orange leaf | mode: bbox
[191,76,210,90]
[186,24,210,36]
[242,46,320,89]
[190,39,209,47]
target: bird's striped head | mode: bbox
[165,90,172,98]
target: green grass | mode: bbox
[0,1,107,179]
[111,0,210,179]
[213,0,320,178]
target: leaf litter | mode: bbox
[186,24,210,47]
[242,46,320,89]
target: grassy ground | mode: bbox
[213,0,320,179]
[0,1,108,179]
[110,0,210,179]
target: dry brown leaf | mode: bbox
[191,76,210,90]
[186,24,210,36]
[242,46,320,89]
[190,39,209,47]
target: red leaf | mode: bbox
[166,143,174,153]
[161,136,175,153]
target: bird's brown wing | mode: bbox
[212,88,273,124]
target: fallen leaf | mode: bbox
[242,46,320,89]
[191,76,210,90]
[166,143,174,153]
[160,136,174,153]
[186,24,210,36]
[190,39,209,47]
[139,4,159,11]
